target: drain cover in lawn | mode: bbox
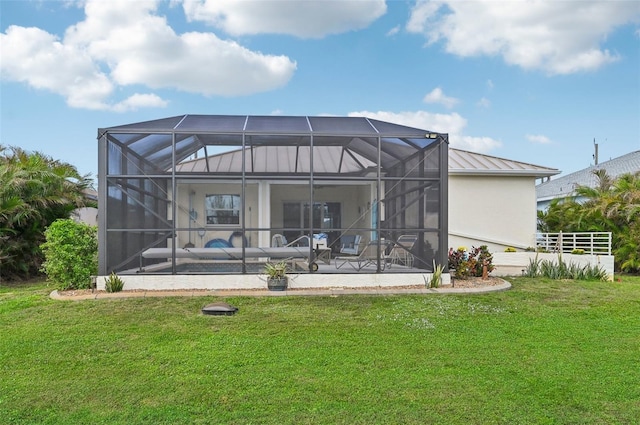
[202,302,238,316]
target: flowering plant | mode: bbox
[448,245,494,279]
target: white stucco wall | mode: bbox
[71,207,98,227]
[171,181,374,249]
[174,182,259,248]
[449,175,537,251]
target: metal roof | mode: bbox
[175,145,377,174]
[175,145,557,177]
[536,150,640,200]
[449,148,559,177]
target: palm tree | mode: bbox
[538,170,640,273]
[0,145,93,280]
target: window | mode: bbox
[205,194,240,225]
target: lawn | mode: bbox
[1,276,639,424]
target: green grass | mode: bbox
[1,276,639,424]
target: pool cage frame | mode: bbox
[98,115,448,276]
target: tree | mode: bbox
[538,170,640,274]
[0,145,93,280]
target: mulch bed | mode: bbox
[55,276,505,297]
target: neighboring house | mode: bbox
[71,188,98,227]
[536,150,640,210]
[449,149,559,252]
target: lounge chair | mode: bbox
[387,234,418,268]
[271,233,310,247]
[335,240,386,271]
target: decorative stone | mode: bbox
[201,302,238,316]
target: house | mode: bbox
[449,149,559,252]
[536,150,640,210]
[97,114,449,289]
[71,188,98,226]
[95,114,561,290]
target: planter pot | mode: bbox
[267,277,288,291]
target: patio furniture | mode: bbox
[338,234,362,255]
[387,234,418,268]
[334,240,386,271]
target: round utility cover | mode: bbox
[202,302,238,316]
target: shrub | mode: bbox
[571,248,585,255]
[105,272,125,293]
[448,245,494,279]
[40,219,97,290]
[429,261,443,288]
[523,254,608,281]
[505,246,517,252]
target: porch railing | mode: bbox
[535,232,611,255]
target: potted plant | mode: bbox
[264,260,289,291]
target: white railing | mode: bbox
[535,232,611,255]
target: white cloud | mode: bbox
[112,93,169,112]
[526,134,552,144]
[486,79,494,90]
[477,97,491,108]
[0,0,297,110]
[348,109,502,153]
[387,25,400,37]
[182,0,387,38]
[423,87,459,109]
[0,25,114,110]
[407,0,640,75]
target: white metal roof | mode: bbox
[448,148,559,177]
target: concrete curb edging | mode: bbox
[50,280,512,300]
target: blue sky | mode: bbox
[2,0,639,182]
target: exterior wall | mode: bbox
[174,182,259,248]
[171,181,373,249]
[71,207,98,227]
[449,175,537,251]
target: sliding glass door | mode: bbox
[283,202,341,250]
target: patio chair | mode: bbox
[271,234,287,247]
[335,240,386,271]
[338,234,362,255]
[387,234,418,268]
[272,233,310,248]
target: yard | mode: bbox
[1,276,639,424]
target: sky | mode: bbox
[2,0,639,183]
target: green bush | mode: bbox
[40,219,97,290]
[505,246,517,252]
[571,248,585,255]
